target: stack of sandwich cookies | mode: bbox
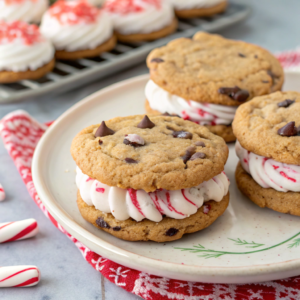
[0,0,48,23]
[0,21,55,83]
[233,91,300,216]
[40,0,116,60]
[171,0,227,18]
[145,32,284,142]
[71,115,230,242]
[103,0,177,42]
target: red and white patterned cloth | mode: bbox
[1,50,300,299]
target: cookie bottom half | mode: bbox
[115,18,178,43]
[145,99,236,143]
[175,1,227,18]
[55,34,117,60]
[236,162,300,216]
[77,190,229,242]
[0,59,55,84]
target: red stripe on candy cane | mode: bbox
[0,222,13,230]
[14,276,39,287]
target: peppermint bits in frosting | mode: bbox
[48,1,100,25]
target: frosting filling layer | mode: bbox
[145,80,237,125]
[76,166,229,222]
[236,141,300,192]
[103,0,174,35]
[0,0,48,23]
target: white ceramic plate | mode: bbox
[32,72,300,284]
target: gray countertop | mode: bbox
[1,1,300,299]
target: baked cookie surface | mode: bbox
[71,115,228,192]
[236,162,300,216]
[233,91,300,165]
[77,190,230,242]
[147,32,283,106]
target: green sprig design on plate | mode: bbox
[288,238,300,249]
[228,238,264,248]
[174,232,300,259]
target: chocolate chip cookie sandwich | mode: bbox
[103,0,177,42]
[145,32,284,142]
[233,91,300,216]
[40,1,116,60]
[71,115,230,242]
[171,0,227,19]
[0,21,55,83]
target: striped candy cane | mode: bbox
[0,184,5,201]
[0,219,38,243]
[0,266,40,287]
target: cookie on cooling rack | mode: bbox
[233,91,300,216]
[145,32,284,142]
[103,0,177,43]
[0,21,55,84]
[40,1,116,60]
[71,115,230,242]
[171,0,227,18]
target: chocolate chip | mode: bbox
[151,58,164,63]
[218,86,249,102]
[182,146,196,163]
[254,55,258,59]
[238,53,246,57]
[297,126,300,136]
[267,70,279,84]
[190,152,206,160]
[262,80,269,83]
[172,131,193,139]
[98,140,103,145]
[96,217,110,229]
[95,121,115,137]
[137,115,155,129]
[277,99,295,108]
[277,122,297,137]
[165,228,178,236]
[125,158,138,164]
[113,226,121,231]
[195,141,205,147]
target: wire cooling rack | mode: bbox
[0,2,250,104]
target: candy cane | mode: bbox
[0,219,38,243]
[0,184,5,201]
[0,266,40,287]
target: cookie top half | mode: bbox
[71,115,228,192]
[233,91,300,165]
[147,32,284,106]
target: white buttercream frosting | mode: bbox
[171,0,224,10]
[236,141,300,193]
[145,80,237,125]
[103,0,174,35]
[0,21,54,72]
[0,0,48,23]
[76,166,229,222]
[40,2,113,52]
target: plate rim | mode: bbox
[32,73,300,283]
